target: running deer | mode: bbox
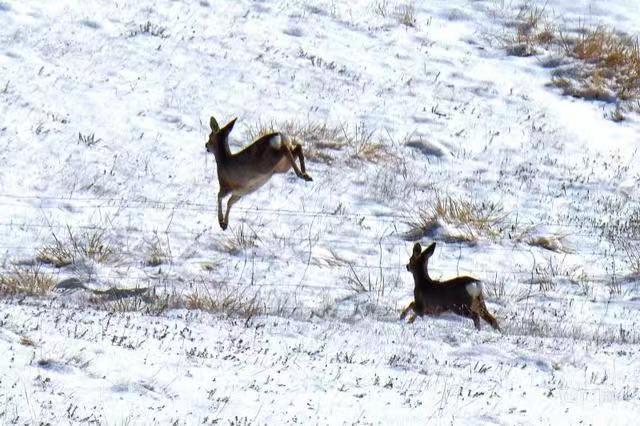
[401,242,501,331]
[205,116,313,230]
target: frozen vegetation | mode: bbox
[1,0,639,424]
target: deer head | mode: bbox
[406,241,436,280]
[205,116,236,159]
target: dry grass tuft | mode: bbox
[345,263,385,296]
[0,265,56,297]
[405,195,505,243]
[373,1,418,28]
[105,283,271,320]
[19,336,36,347]
[145,234,171,267]
[105,292,177,315]
[485,274,530,302]
[503,3,640,115]
[342,122,386,163]
[185,287,264,319]
[554,26,640,104]
[217,223,259,255]
[507,3,555,57]
[527,256,581,293]
[570,27,639,68]
[603,209,640,277]
[36,239,73,267]
[372,0,390,18]
[37,226,115,267]
[609,105,627,122]
[395,3,417,28]
[618,239,640,277]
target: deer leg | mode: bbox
[478,301,501,331]
[217,192,227,230]
[400,301,415,320]
[284,145,312,182]
[220,193,241,231]
[471,312,482,330]
[291,144,311,175]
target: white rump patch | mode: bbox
[466,282,482,297]
[269,134,282,149]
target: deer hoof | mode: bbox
[302,173,313,182]
[219,221,228,231]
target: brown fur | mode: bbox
[205,116,312,230]
[401,242,500,331]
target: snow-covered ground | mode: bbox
[1,0,639,424]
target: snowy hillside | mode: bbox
[1,0,639,424]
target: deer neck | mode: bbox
[213,138,233,163]
[413,270,435,288]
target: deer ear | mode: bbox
[412,243,422,256]
[424,242,436,257]
[225,117,238,132]
[210,116,220,132]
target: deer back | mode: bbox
[422,276,480,307]
[218,133,292,188]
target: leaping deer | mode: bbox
[401,242,501,331]
[205,116,313,230]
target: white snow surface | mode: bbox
[1,0,639,424]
